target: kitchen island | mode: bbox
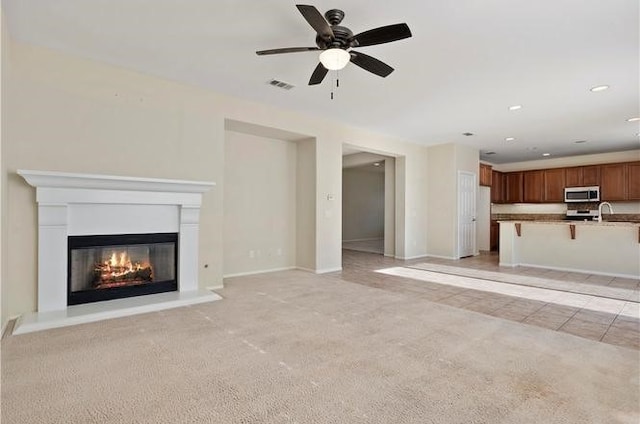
[499,220,640,278]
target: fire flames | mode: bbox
[94,251,153,288]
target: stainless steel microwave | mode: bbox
[564,186,600,202]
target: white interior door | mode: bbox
[458,171,477,258]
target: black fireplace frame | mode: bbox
[67,232,179,306]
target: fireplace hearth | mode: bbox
[68,233,178,305]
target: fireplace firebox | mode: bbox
[68,233,178,305]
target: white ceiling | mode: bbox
[3,0,639,163]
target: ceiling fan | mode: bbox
[256,4,412,85]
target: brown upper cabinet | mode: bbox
[543,168,566,202]
[505,172,524,203]
[565,165,600,187]
[492,160,638,203]
[628,162,640,200]
[582,166,601,186]
[479,163,493,187]
[491,170,504,203]
[600,163,627,201]
[523,170,544,203]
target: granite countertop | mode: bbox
[497,220,640,227]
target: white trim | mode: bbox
[296,267,316,273]
[17,169,215,193]
[206,285,224,291]
[396,254,430,260]
[223,266,297,278]
[424,254,458,260]
[314,267,343,274]
[342,237,384,243]
[499,262,518,268]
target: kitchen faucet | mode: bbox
[597,202,614,223]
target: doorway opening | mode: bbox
[342,148,395,257]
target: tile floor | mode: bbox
[338,250,640,350]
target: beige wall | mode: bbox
[1,10,6,331]
[296,138,316,271]
[342,168,385,241]
[426,143,479,259]
[384,158,396,257]
[2,40,432,325]
[223,131,297,277]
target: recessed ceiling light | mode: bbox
[373,162,381,166]
[574,140,587,144]
[505,137,515,141]
[590,85,609,92]
[508,105,522,111]
[627,117,640,122]
[542,153,551,157]
[462,132,474,136]
[483,151,496,155]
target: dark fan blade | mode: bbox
[296,5,333,40]
[256,47,320,55]
[350,23,412,47]
[308,62,328,85]
[349,51,394,77]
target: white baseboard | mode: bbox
[395,254,430,260]
[342,237,384,243]
[421,254,458,260]
[223,266,297,279]
[314,267,342,274]
[205,284,224,291]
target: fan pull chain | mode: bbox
[330,70,340,100]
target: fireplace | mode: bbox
[68,233,179,305]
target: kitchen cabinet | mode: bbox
[565,167,582,187]
[504,172,523,203]
[565,165,600,187]
[479,163,493,186]
[544,168,566,202]
[627,162,640,200]
[600,163,627,200]
[491,170,504,203]
[523,170,544,203]
[582,166,600,186]
[490,220,499,251]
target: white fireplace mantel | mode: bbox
[14,170,219,334]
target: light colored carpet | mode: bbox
[410,262,639,302]
[2,270,639,423]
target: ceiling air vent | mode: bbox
[483,151,496,155]
[268,79,295,90]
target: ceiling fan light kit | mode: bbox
[319,48,350,70]
[256,4,412,86]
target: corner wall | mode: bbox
[223,131,297,277]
